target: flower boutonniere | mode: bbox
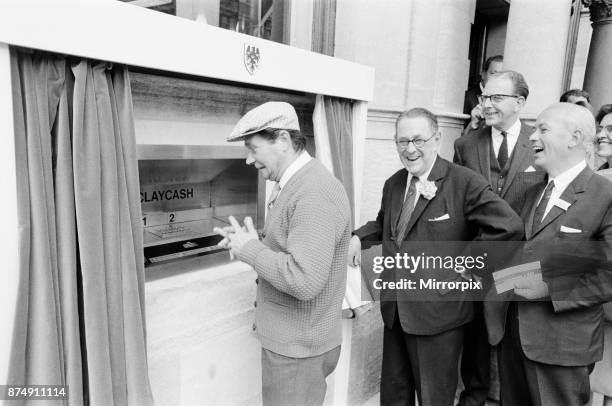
[416,180,437,200]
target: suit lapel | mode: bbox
[390,169,408,238]
[501,126,532,197]
[530,167,592,239]
[477,129,492,183]
[402,156,448,237]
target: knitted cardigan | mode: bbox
[238,159,351,357]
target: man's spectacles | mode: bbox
[396,133,435,149]
[597,125,612,135]
[478,94,521,104]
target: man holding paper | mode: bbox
[488,103,612,406]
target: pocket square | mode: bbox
[524,166,536,172]
[560,225,581,233]
[428,213,450,222]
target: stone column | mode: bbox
[334,0,475,218]
[403,0,475,158]
[583,0,612,111]
[503,0,573,121]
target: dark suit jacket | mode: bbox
[486,167,612,366]
[354,156,523,335]
[454,123,546,214]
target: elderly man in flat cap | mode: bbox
[216,101,351,406]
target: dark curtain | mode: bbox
[9,48,153,406]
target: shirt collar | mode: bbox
[408,155,436,183]
[278,151,312,189]
[549,160,587,191]
[492,118,521,138]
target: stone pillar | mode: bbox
[583,0,612,112]
[403,0,475,157]
[503,0,573,121]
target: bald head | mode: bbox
[531,103,595,177]
[546,103,596,146]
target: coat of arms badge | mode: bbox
[244,44,261,76]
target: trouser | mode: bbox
[497,303,591,406]
[261,346,341,406]
[380,314,464,406]
[458,301,491,406]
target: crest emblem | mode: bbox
[244,44,261,75]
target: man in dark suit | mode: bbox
[453,70,546,406]
[486,103,612,406]
[348,108,523,406]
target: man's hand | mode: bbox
[214,216,259,259]
[513,278,549,300]
[469,104,484,129]
[227,216,259,257]
[214,225,236,249]
[348,235,362,267]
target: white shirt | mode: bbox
[491,119,521,159]
[404,157,436,208]
[538,160,587,219]
[277,151,313,195]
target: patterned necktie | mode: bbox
[531,181,555,234]
[267,182,281,210]
[498,130,508,169]
[396,176,419,243]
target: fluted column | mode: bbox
[503,0,572,121]
[583,0,612,111]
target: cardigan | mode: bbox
[238,159,351,357]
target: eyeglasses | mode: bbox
[396,133,435,149]
[597,125,612,135]
[478,94,521,105]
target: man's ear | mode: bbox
[516,97,526,110]
[568,129,582,148]
[276,130,292,150]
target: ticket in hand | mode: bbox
[493,261,542,294]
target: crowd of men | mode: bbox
[217,58,612,406]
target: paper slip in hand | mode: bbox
[493,261,542,294]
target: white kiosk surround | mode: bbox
[0,1,374,405]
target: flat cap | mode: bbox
[228,101,300,142]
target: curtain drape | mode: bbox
[313,95,372,311]
[323,97,355,225]
[9,49,153,406]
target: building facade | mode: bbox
[1,1,611,405]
